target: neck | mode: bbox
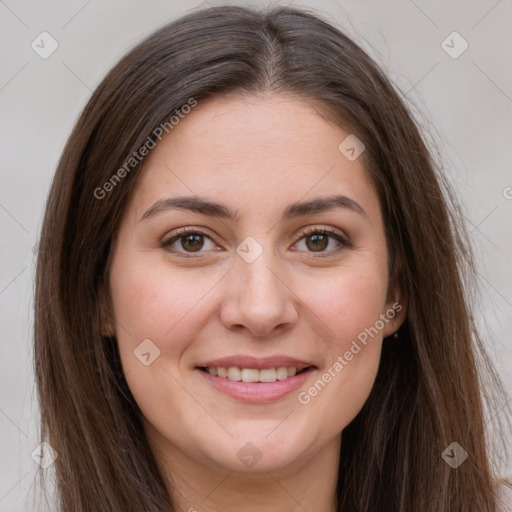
[149,431,340,512]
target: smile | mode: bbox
[199,366,306,382]
[195,355,317,403]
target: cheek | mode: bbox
[304,263,388,345]
[294,261,387,431]
[108,252,230,414]
[109,254,215,347]
[108,254,213,433]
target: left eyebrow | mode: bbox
[138,194,369,223]
[281,194,369,222]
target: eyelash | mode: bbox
[160,226,352,259]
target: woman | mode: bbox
[34,5,511,511]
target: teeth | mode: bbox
[259,368,276,382]
[205,366,304,383]
[276,367,288,380]
[227,367,241,381]
[241,368,259,383]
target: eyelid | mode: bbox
[161,225,352,257]
[293,225,352,257]
[298,225,351,244]
[160,226,218,256]
[163,226,213,240]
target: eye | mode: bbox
[161,226,351,258]
[161,227,218,256]
[293,227,351,257]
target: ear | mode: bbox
[382,280,408,338]
[98,284,115,338]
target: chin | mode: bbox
[203,426,315,473]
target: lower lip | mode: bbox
[197,367,315,403]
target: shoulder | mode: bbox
[495,477,512,512]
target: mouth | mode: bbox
[195,356,317,403]
[197,365,310,382]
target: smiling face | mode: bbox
[104,93,406,476]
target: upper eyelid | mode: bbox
[162,226,215,243]
[162,225,349,251]
[163,225,346,241]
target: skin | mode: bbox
[103,93,407,512]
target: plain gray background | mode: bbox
[1,1,511,510]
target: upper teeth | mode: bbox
[207,366,298,382]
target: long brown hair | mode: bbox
[34,5,510,511]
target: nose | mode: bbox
[220,252,299,338]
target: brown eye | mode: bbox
[161,229,216,256]
[305,233,329,252]
[180,233,204,252]
[295,227,351,257]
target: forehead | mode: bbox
[144,93,349,169]
[125,93,380,224]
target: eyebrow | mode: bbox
[138,194,369,222]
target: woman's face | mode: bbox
[106,93,405,474]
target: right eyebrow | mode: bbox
[139,196,240,222]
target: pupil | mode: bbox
[183,234,203,252]
[179,233,329,253]
[308,234,327,251]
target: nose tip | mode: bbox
[220,258,298,338]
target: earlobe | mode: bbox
[101,323,115,338]
[383,286,408,338]
[98,285,115,338]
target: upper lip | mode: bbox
[196,355,314,371]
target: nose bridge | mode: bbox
[235,232,281,291]
[239,250,281,300]
[221,240,297,337]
